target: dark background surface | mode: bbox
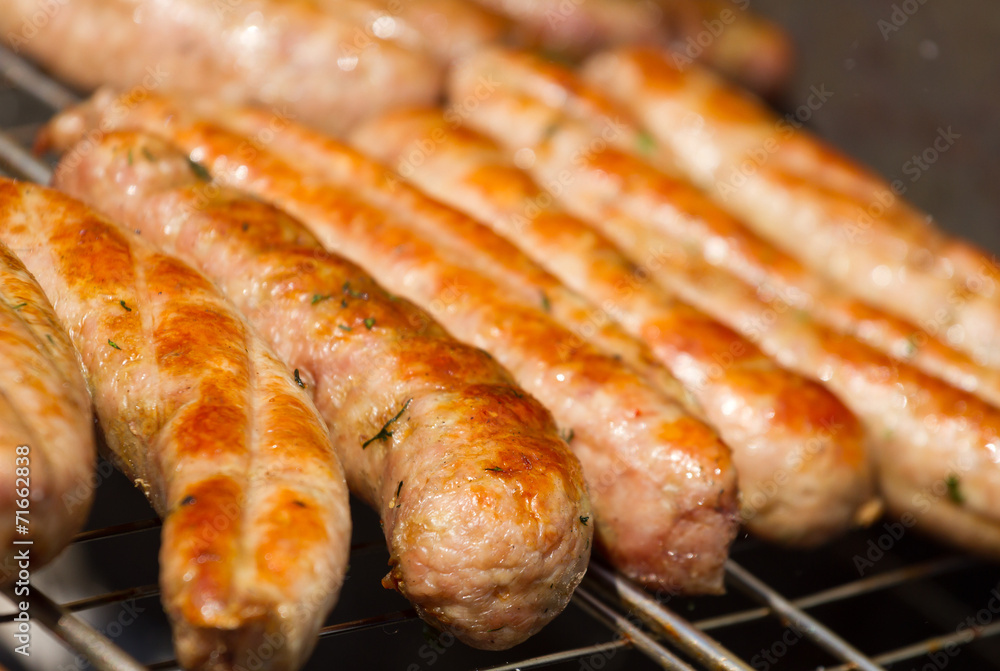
[754,0,1000,255]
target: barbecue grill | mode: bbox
[2,5,1000,668]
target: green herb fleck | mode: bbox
[338,324,353,332]
[141,147,156,162]
[542,122,560,141]
[340,299,348,308]
[294,369,306,388]
[11,302,27,311]
[904,334,920,358]
[364,317,375,330]
[362,398,412,448]
[127,148,134,166]
[946,474,964,504]
[487,626,505,632]
[120,300,132,312]
[636,130,657,155]
[312,294,332,305]
[342,281,368,300]
[579,516,589,526]
[540,291,551,313]
[241,222,250,232]
[561,428,575,444]
[187,158,212,181]
[45,334,54,345]
[485,466,504,473]
[108,339,122,350]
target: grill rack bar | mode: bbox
[2,39,1000,671]
[725,560,884,671]
[1,585,146,671]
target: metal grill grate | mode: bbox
[1,42,1000,671]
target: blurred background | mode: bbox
[755,0,1000,253]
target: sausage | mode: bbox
[0,0,441,135]
[580,47,1000,370]
[350,106,878,547]
[49,130,594,647]
[467,0,792,92]
[0,239,94,578]
[443,68,1000,556]
[0,179,351,671]
[313,0,507,61]
[448,47,1000,410]
[44,95,741,594]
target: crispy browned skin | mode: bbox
[0,240,94,577]
[351,106,877,547]
[0,0,441,135]
[50,130,594,648]
[446,67,1000,557]
[46,93,740,594]
[448,47,1000,410]
[467,0,792,92]
[0,180,350,671]
[580,47,1000,370]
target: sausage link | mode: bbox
[0,240,94,576]
[0,180,350,671]
[467,0,792,92]
[0,0,441,135]
[50,130,593,647]
[313,0,507,61]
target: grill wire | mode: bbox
[1,43,1000,671]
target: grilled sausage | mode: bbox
[44,95,740,594]
[350,106,877,547]
[0,179,351,671]
[447,47,1000,409]
[49,130,594,647]
[580,47,1000,370]
[468,0,792,92]
[314,0,507,61]
[0,0,441,135]
[0,239,94,578]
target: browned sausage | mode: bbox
[467,0,792,92]
[0,179,352,670]
[0,0,441,135]
[0,239,94,578]
[313,0,507,61]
